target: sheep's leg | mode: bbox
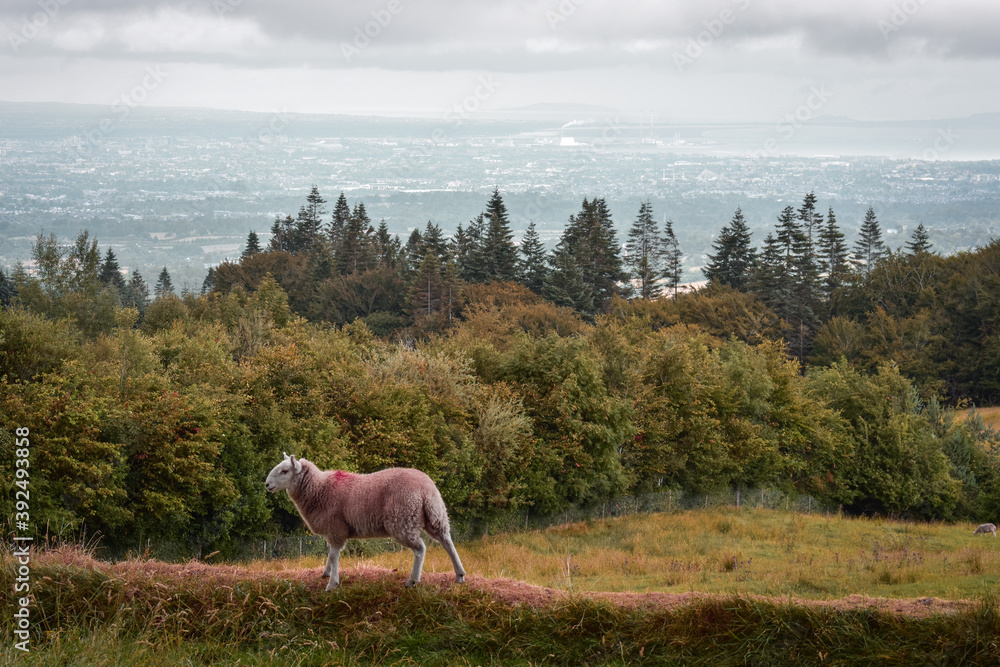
[425,524,466,584]
[437,532,466,583]
[322,542,334,577]
[325,542,343,591]
[396,533,426,588]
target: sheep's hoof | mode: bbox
[325,580,340,592]
[455,574,466,584]
[405,579,417,588]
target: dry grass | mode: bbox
[339,508,1000,601]
[959,406,1000,431]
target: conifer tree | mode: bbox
[543,242,595,316]
[374,220,402,267]
[816,207,850,299]
[518,221,549,294]
[905,223,933,255]
[122,269,149,313]
[480,188,521,283]
[338,203,375,273]
[853,206,887,274]
[457,213,488,283]
[409,249,443,317]
[242,231,262,260]
[268,214,295,252]
[661,218,683,299]
[797,191,824,243]
[704,207,755,291]
[0,266,16,306]
[750,234,792,313]
[328,192,351,250]
[559,197,626,311]
[403,228,423,277]
[154,266,174,299]
[625,201,662,300]
[99,248,126,290]
[420,221,448,263]
[201,267,217,294]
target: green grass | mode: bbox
[360,508,1000,600]
[6,509,1000,665]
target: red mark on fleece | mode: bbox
[333,470,355,482]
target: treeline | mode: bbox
[2,188,1000,556]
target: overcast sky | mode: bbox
[1,0,998,122]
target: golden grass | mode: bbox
[312,509,1000,601]
[959,406,1000,431]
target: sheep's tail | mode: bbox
[422,486,452,541]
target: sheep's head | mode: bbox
[265,452,302,492]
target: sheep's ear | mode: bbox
[283,451,290,460]
[290,455,301,472]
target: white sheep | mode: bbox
[265,453,466,591]
[974,523,997,536]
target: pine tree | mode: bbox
[458,213,489,283]
[297,185,326,246]
[420,221,448,263]
[242,231,262,260]
[559,197,626,311]
[750,234,792,313]
[154,266,174,299]
[338,203,375,273]
[374,220,402,267]
[0,266,16,306]
[99,248,126,290]
[543,241,595,316]
[797,192,824,243]
[853,206,887,274]
[625,201,662,300]
[816,207,850,300]
[268,215,295,252]
[479,188,521,283]
[409,249,444,317]
[328,192,351,250]
[704,207,755,291]
[122,270,149,313]
[518,221,549,294]
[202,267,217,294]
[905,223,933,255]
[403,228,423,277]
[661,218,683,299]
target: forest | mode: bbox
[2,186,1000,557]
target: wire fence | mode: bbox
[92,487,837,563]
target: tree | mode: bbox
[99,248,125,291]
[373,220,402,268]
[122,270,149,314]
[518,221,549,294]
[0,266,16,306]
[797,191,824,243]
[457,213,489,283]
[559,197,626,312]
[661,218,683,299]
[154,266,174,299]
[750,234,792,315]
[242,231,262,260]
[328,192,351,250]
[905,223,933,256]
[854,206,886,274]
[337,203,375,274]
[201,267,217,294]
[816,207,850,300]
[479,188,521,283]
[625,201,662,299]
[543,241,595,316]
[704,207,755,291]
[297,185,326,246]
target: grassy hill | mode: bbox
[5,509,1000,665]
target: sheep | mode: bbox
[974,523,997,537]
[265,453,466,591]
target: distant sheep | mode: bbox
[265,453,466,591]
[974,523,997,536]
